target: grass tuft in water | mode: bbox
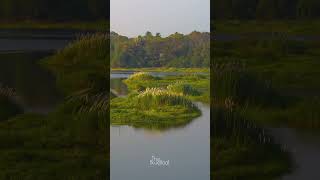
[136,87,195,110]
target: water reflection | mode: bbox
[0,52,61,114]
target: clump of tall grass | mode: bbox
[167,82,200,96]
[126,72,157,81]
[211,61,283,107]
[135,87,196,110]
[43,33,109,94]
[46,33,108,68]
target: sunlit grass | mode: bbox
[167,81,201,96]
[136,87,195,110]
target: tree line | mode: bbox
[0,0,108,21]
[213,0,320,19]
[110,32,210,68]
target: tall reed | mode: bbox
[167,81,200,96]
[136,87,195,110]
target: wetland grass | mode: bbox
[167,82,201,96]
[136,87,196,110]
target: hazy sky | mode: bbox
[111,0,210,37]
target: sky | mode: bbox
[111,0,210,37]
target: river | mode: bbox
[110,72,210,180]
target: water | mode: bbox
[270,128,320,180]
[0,52,61,114]
[110,72,210,180]
[0,31,73,113]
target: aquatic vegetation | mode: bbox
[43,33,108,94]
[0,34,109,179]
[126,72,157,81]
[211,61,284,107]
[110,72,207,130]
[211,102,292,179]
[111,95,200,130]
[124,72,159,90]
[0,103,108,179]
[167,82,201,96]
[136,87,196,110]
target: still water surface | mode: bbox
[0,52,61,114]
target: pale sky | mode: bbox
[111,0,210,37]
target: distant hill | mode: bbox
[110,31,210,68]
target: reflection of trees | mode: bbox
[0,52,62,110]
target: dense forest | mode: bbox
[0,0,108,20]
[110,32,210,68]
[213,0,320,19]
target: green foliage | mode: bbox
[110,31,210,68]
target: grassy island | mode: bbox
[111,72,209,130]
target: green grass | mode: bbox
[167,82,201,96]
[111,72,204,130]
[0,101,108,179]
[0,33,110,179]
[126,72,155,80]
[136,87,196,109]
[211,102,292,180]
[43,33,108,94]
[110,71,211,130]
[214,36,320,129]
[111,96,200,130]
[124,72,210,104]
